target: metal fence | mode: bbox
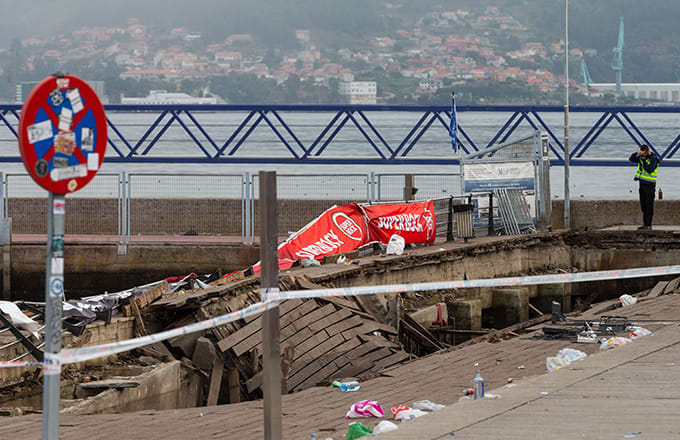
[2,171,474,251]
[3,173,122,236]
[5,104,680,166]
[127,173,244,237]
[376,173,463,201]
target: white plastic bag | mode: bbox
[386,234,405,255]
[600,336,632,350]
[0,301,40,339]
[546,348,587,371]
[395,409,427,421]
[391,405,427,421]
[630,326,652,339]
[412,400,445,411]
[557,348,587,363]
[619,294,637,307]
[546,356,568,372]
[373,421,398,435]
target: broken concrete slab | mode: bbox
[192,336,217,371]
[169,331,203,358]
[409,302,448,328]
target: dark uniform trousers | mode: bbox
[639,183,655,227]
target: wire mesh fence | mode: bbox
[127,174,244,236]
[2,172,473,242]
[250,174,371,236]
[4,173,120,235]
[376,173,462,201]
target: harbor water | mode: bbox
[1,111,678,199]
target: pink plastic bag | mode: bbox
[345,400,385,418]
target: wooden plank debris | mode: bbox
[663,277,680,295]
[130,298,174,360]
[206,357,224,406]
[649,281,669,298]
[227,367,240,403]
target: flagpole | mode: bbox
[564,0,571,230]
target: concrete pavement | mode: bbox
[381,322,680,440]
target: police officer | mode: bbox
[629,144,659,230]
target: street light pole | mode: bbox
[563,0,571,230]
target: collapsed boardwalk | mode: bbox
[3,284,679,439]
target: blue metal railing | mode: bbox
[2,104,680,166]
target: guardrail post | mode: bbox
[1,172,10,300]
[446,196,454,242]
[488,192,495,236]
[1,218,10,301]
[118,171,128,255]
[244,172,251,245]
[241,173,246,245]
[539,132,552,231]
[0,171,4,222]
[404,174,415,201]
[260,171,281,440]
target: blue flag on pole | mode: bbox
[449,94,458,153]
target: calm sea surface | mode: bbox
[1,111,678,199]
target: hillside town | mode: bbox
[1,5,609,104]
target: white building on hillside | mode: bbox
[339,81,377,104]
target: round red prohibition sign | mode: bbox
[18,74,107,194]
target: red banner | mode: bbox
[253,203,369,273]
[362,200,436,245]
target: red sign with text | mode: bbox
[253,203,369,273]
[363,200,436,245]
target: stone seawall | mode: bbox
[7,198,679,236]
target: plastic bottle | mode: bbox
[659,188,663,200]
[332,380,360,392]
[310,434,317,440]
[473,371,484,400]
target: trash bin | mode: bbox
[453,204,474,242]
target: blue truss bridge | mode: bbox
[1,104,680,166]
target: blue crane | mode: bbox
[581,59,594,89]
[611,16,624,95]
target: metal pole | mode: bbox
[404,174,414,201]
[446,196,454,242]
[125,173,130,248]
[260,171,281,440]
[241,173,246,245]
[119,171,128,254]
[43,192,64,440]
[488,192,494,236]
[540,133,552,231]
[563,0,571,230]
[0,171,4,222]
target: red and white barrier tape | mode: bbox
[3,264,680,369]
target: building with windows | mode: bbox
[591,83,680,103]
[338,81,377,104]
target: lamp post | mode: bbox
[563,0,570,229]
